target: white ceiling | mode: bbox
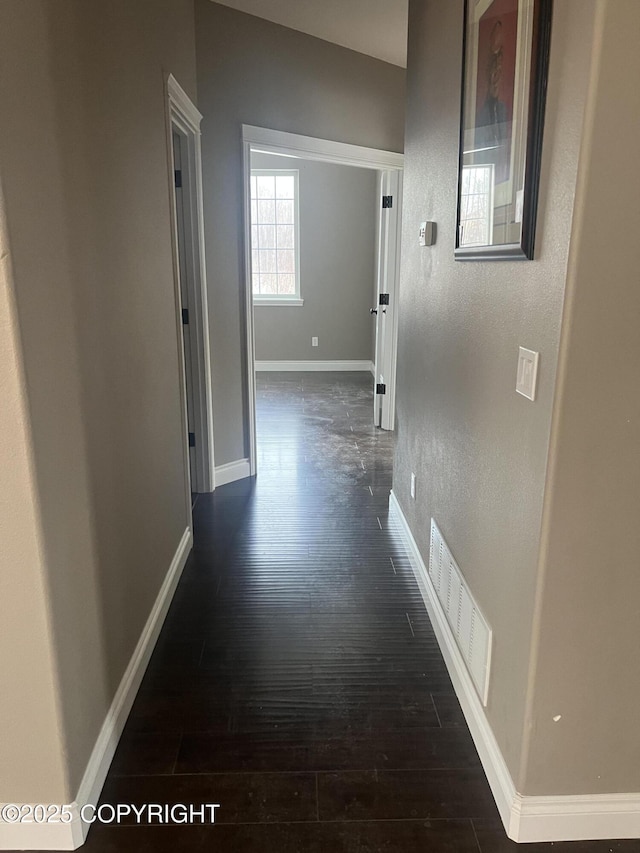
[210,0,409,67]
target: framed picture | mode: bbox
[455,0,553,260]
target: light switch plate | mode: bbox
[516,347,539,401]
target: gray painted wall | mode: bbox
[0,0,197,800]
[252,153,377,363]
[195,0,405,465]
[394,0,596,784]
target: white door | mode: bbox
[373,170,402,430]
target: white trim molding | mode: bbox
[166,73,215,495]
[167,75,202,126]
[387,491,516,831]
[0,528,193,851]
[215,458,251,487]
[388,491,640,844]
[255,360,374,373]
[512,793,640,843]
[243,125,404,171]
[254,298,304,307]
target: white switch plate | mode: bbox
[418,221,436,246]
[312,337,318,347]
[410,472,416,499]
[516,347,539,401]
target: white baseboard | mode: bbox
[0,527,193,851]
[255,360,373,373]
[0,808,84,852]
[513,793,640,843]
[388,491,640,843]
[388,491,516,830]
[370,361,376,377]
[215,457,251,487]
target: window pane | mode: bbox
[258,224,276,248]
[464,193,487,220]
[259,273,277,294]
[275,175,295,199]
[473,167,491,193]
[259,249,277,274]
[276,224,294,249]
[257,175,275,199]
[258,200,275,222]
[251,171,299,301]
[277,249,295,275]
[460,164,494,247]
[278,274,295,295]
[276,199,294,224]
[463,220,487,245]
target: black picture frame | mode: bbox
[455,0,553,260]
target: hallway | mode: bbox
[70,374,630,852]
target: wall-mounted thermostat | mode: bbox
[419,221,436,247]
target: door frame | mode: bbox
[373,169,403,431]
[165,74,215,495]
[241,124,404,476]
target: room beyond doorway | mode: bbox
[250,153,378,378]
[241,126,403,477]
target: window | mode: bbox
[458,164,495,248]
[250,170,301,305]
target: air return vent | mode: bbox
[429,520,492,705]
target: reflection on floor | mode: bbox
[44,373,636,852]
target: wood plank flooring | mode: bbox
[32,373,638,852]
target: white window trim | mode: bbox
[254,297,304,307]
[250,168,301,305]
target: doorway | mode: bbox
[166,74,215,496]
[241,125,404,476]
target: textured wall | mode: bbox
[0,1,103,802]
[195,1,405,464]
[0,180,69,803]
[393,0,596,782]
[0,0,197,799]
[522,0,640,795]
[252,153,377,363]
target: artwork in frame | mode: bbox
[455,0,553,260]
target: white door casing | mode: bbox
[373,169,403,431]
[241,125,404,476]
[166,74,215,495]
[171,129,199,491]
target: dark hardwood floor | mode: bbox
[48,374,637,851]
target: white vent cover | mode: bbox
[429,519,492,705]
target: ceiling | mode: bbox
[210,0,409,67]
